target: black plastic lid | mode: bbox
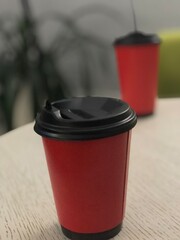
[114,31,161,45]
[34,97,137,140]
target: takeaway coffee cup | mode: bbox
[34,97,137,240]
[114,31,161,116]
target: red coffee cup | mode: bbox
[34,97,137,240]
[114,31,161,116]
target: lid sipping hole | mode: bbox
[52,108,94,120]
[52,108,72,120]
[59,110,71,119]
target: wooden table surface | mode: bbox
[0,98,180,240]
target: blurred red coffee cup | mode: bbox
[34,97,137,240]
[114,32,161,116]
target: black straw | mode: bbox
[130,0,137,31]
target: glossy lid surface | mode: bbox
[114,31,161,45]
[34,97,137,140]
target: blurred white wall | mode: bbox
[1,0,180,127]
[1,0,180,37]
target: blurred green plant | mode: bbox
[0,0,119,132]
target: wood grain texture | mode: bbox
[0,98,180,240]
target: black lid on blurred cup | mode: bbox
[114,31,161,46]
[34,97,137,140]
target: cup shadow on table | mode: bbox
[31,223,119,240]
[31,222,157,240]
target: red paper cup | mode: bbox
[114,32,161,116]
[34,97,137,240]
